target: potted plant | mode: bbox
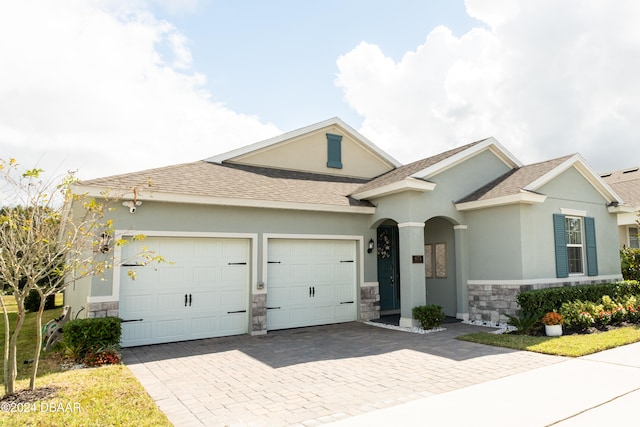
[541,311,563,337]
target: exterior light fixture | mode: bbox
[367,238,375,253]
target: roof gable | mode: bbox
[205,117,400,179]
[456,154,623,211]
[351,137,521,200]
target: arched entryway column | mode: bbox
[397,222,427,327]
[454,225,469,320]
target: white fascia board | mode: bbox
[205,117,401,167]
[351,178,436,201]
[524,154,624,204]
[608,205,638,214]
[72,185,375,214]
[455,191,547,211]
[410,137,522,180]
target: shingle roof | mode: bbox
[352,139,487,195]
[79,161,373,208]
[456,155,574,203]
[601,167,640,207]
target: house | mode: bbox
[65,118,624,347]
[601,167,640,248]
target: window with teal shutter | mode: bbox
[326,133,343,169]
[584,216,598,276]
[553,214,569,278]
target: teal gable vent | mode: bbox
[326,133,343,169]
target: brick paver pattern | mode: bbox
[123,322,563,426]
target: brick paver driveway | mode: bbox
[122,322,562,426]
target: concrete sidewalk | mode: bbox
[327,341,640,427]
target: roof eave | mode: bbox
[456,191,547,212]
[351,178,436,201]
[72,184,375,215]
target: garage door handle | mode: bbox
[121,318,144,322]
[121,262,144,267]
[267,307,281,310]
[268,261,281,264]
[228,262,247,265]
[340,260,354,263]
[227,310,247,314]
[185,294,188,307]
[340,301,354,304]
[189,294,192,306]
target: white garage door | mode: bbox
[266,239,357,330]
[119,237,250,347]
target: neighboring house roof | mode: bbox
[601,167,640,208]
[456,154,623,211]
[351,137,521,200]
[74,161,375,214]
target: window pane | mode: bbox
[566,218,582,244]
[568,247,583,274]
[629,227,639,249]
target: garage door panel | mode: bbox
[157,266,185,285]
[120,293,155,314]
[119,237,250,347]
[267,239,357,331]
[158,291,187,311]
[191,315,220,336]
[155,318,185,339]
[121,321,152,344]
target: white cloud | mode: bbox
[336,0,640,172]
[0,0,279,179]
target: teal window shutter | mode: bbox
[584,216,598,276]
[326,133,343,169]
[553,214,569,278]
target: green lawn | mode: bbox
[458,325,640,357]
[1,306,171,426]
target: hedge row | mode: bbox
[516,281,640,316]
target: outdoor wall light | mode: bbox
[122,200,142,213]
[99,232,112,253]
[367,238,375,253]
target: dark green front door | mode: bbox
[377,225,400,311]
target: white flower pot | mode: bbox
[545,324,563,337]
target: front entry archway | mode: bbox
[377,224,400,313]
[424,217,457,316]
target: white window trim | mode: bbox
[560,208,587,217]
[629,226,639,249]
[566,216,585,276]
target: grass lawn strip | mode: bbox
[1,306,170,426]
[458,325,640,357]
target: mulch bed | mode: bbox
[1,386,58,404]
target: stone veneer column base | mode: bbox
[87,301,119,318]
[360,282,380,321]
[251,293,267,335]
[468,279,612,322]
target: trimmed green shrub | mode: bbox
[517,281,640,316]
[412,305,445,330]
[24,289,56,312]
[61,317,122,361]
[621,248,640,281]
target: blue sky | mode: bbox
[149,0,480,131]
[1,1,640,180]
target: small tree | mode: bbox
[0,158,160,396]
